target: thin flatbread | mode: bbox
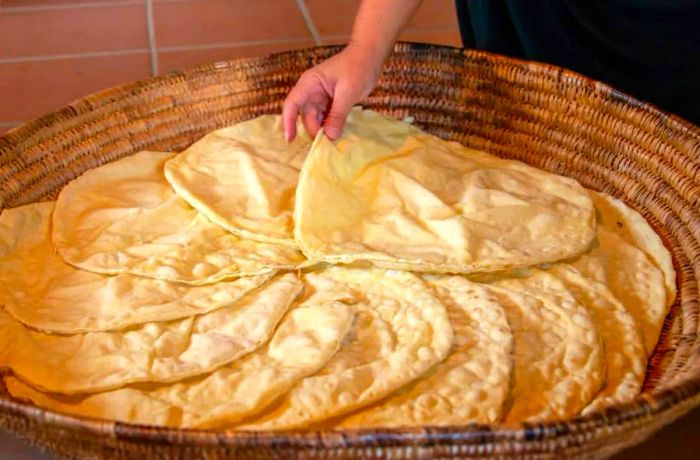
[570,191,671,355]
[0,273,301,394]
[5,277,354,428]
[338,275,513,427]
[238,266,453,430]
[295,108,596,274]
[547,264,646,413]
[482,269,604,423]
[165,115,310,246]
[52,151,305,285]
[589,191,676,307]
[0,202,269,333]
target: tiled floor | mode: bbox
[0,0,460,132]
[305,0,460,45]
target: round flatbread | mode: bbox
[0,273,302,394]
[589,191,675,306]
[571,191,671,355]
[294,108,596,274]
[5,275,354,428]
[0,202,269,333]
[164,115,311,246]
[482,269,605,423]
[547,264,646,413]
[338,275,513,427]
[238,266,453,430]
[52,151,305,285]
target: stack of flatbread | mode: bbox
[0,108,675,429]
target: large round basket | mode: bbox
[1,43,699,459]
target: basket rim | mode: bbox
[1,42,700,451]
[1,42,698,147]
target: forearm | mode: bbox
[348,0,424,66]
[282,0,423,140]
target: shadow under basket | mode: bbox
[1,43,700,459]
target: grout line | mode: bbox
[0,39,316,65]
[158,37,314,53]
[0,1,143,13]
[295,0,322,46]
[145,0,159,76]
[318,34,351,43]
[0,49,149,64]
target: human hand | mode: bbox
[283,43,383,142]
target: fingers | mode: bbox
[301,107,323,138]
[283,71,331,142]
[282,94,301,143]
[323,84,355,140]
[283,73,316,142]
[283,66,358,142]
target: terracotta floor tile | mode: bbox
[154,0,310,48]
[400,27,463,47]
[319,35,351,46]
[320,29,462,54]
[307,0,458,39]
[2,1,130,6]
[305,0,359,38]
[0,3,148,59]
[319,30,463,48]
[410,0,459,29]
[158,40,314,74]
[0,51,151,122]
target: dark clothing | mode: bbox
[455,0,700,126]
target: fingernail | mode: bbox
[325,127,340,140]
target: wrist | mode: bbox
[346,38,390,62]
[343,40,387,82]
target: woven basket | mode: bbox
[1,43,699,459]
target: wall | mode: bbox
[0,0,460,134]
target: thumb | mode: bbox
[323,87,355,140]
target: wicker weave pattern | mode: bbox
[1,43,699,459]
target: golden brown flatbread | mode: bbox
[483,269,605,423]
[571,191,672,355]
[0,274,301,394]
[53,151,304,285]
[238,266,453,430]
[338,275,513,427]
[589,191,675,306]
[5,274,354,428]
[164,115,310,247]
[295,108,596,274]
[547,264,646,413]
[0,202,269,333]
